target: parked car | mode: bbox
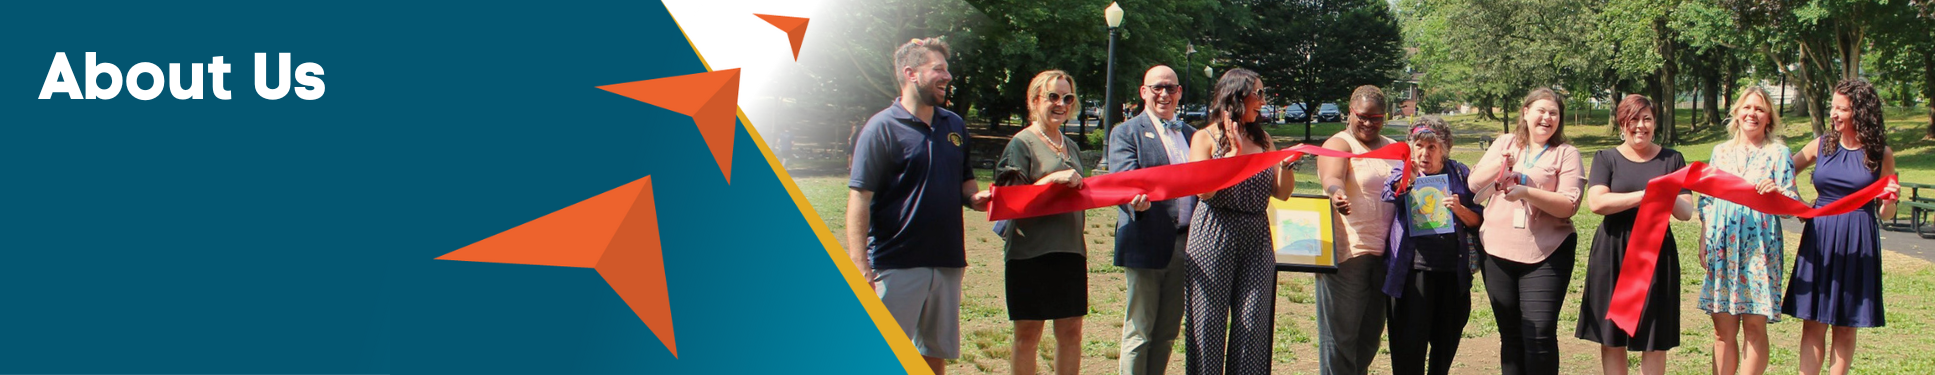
[1282,103,1310,124]
[1183,104,1207,122]
[1259,105,1277,123]
[1317,103,1343,123]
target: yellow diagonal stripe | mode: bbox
[660,3,933,374]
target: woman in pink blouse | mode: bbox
[1466,88,1586,375]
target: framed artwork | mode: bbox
[1270,194,1338,273]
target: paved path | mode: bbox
[1778,217,1935,262]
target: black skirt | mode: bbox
[1006,252,1089,321]
[1575,212,1680,351]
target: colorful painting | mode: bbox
[1407,174,1456,236]
[1269,195,1336,272]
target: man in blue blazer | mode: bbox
[1107,65,1197,375]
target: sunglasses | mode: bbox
[1044,92,1077,105]
[1145,83,1180,93]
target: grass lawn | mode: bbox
[791,107,1935,374]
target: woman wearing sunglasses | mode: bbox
[1182,68,1298,375]
[993,70,1089,375]
[1313,85,1405,374]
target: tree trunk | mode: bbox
[1691,87,1701,130]
[1723,54,1739,112]
[1901,82,1917,108]
[1609,86,1623,127]
[1837,22,1865,81]
[1658,38,1678,147]
[1925,50,1934,139]
[1655,72,1675,147]
[1502,93,1513,134]
[1795,43,1829,137]
[1476,94,1497,122]
[1501,92,1513,134]
[1703,67,1722,130]
[1304,100,1317,143]
[1503,106,1512,134]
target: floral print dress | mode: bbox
[1697,142,1798,320]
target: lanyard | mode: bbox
[1518,144,1550,171]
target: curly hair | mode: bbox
[1511,87,1569,148]
[1024,70,1078,126]
[1207,68,1268,148]
[1408,115,1453,147]
[1824,78,1887,172]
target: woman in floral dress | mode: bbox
[1697,86,1796,375]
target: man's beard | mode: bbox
[917,81,948,107]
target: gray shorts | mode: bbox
[873,267,964,359]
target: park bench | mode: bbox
[1897,182,1935,238]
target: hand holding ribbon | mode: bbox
[987,143,1412,221]
[1608,161,1899,335]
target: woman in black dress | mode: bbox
[1575,95,1695,375]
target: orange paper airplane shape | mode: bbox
[438,176,678,357]
[754,14,809,60]
[598,69,742,184]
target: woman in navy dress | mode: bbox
[1784,78,1901,375]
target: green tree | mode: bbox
[958,0,1221,139]
[1680,0,1892,136]
[775,0,986,148]
[1228,0,1405,135]
[1870,0,1935,138]
[1403,0,1603,133]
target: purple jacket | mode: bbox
[1380,160,1483,298]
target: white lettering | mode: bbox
[38,52,81,99]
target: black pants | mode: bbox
[1387,270,1469,375]
[1481,234,1576,375]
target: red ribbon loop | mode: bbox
[1608,162,1898,335]
[987,143,1412,221]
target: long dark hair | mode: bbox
[1825,78,1886,172]
[1207,68,1267,148]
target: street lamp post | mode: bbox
[1185,42,1195,120]
[1102,2,1124,144]
[1203,65,1214,108]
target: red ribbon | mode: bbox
[987,143,1412,221]
[1609,161,1899,335]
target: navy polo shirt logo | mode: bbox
[948,133,963,147]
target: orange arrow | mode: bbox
[439,176,678,357]
[598,69,741,184]
[754,14,809,60]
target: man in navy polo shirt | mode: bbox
[845,37,988,375]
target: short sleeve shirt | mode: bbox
[993,128,1086,260]
[849,99,975,269]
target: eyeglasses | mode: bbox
[1145,83,1180,94]
[1044,92,1076,105]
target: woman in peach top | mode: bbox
[1466,88,1586,375]
[1314,85,1404,374]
